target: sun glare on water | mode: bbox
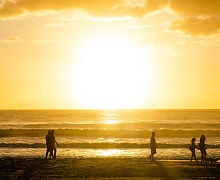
[98,149,124,157]
[104,120,119,124]
[67,33,153,109]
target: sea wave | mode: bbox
[0,128,219,138]
[0,142,219,149]
[1,122,220,130]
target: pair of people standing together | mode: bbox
[46,130,59,159]
[190,134,207,163]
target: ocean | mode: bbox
[0,109,219,159]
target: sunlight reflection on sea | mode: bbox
[0,148,220,160]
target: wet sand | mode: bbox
[0,157,219,179]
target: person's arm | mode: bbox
[55,139,59,147]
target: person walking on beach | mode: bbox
[189,138,198,162]
[46,130,54,159]
[198,134,207,163]
[149,131,157,161]
[51,130,59,158]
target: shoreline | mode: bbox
[0,157,220,179]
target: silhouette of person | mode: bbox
[46,130,54,159]
[198,134,207,163]
[189,138,198,162]
[51,130,59,158]
[148,131,157,161]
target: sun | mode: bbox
[69,34,151,109]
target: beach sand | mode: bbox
[0,157,219,179]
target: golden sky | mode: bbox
[0,0,220,109]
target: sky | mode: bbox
[0,0,220,109]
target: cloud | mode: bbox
[1,0,220,36]
[168,0,220,36]
[169,0,220,17]
[0,0,125,19]
[0,0,166,20]
[1,36,24,43]
[45,10,91,27]
[0,0,24,19]
[45,21,79,27]
[192,38,216,46]
[177,37,218,46]
[123,0,146,8]
[169,16,220,36]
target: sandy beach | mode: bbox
[0,157,219,180]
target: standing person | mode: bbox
[189,138,198,162]
[45,130,54,159]
[51,130,59,158]
[198,134,207,163]
[149,132,157,161]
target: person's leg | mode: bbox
[151,154,154,160]
[53,147,57,158]
[193,153,197,162]
[195,155,198,162]
[49,150,54,158]
[201,153,204,163]
[149,149,152,160]
[190,153,193,162]
[151,148,156,161]
[46,150,49,159]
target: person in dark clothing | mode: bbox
[189,138,199,162]
[51,130,59,158]
[45,130,54,159]
[198,134,207,163]
[148,131,157,161]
